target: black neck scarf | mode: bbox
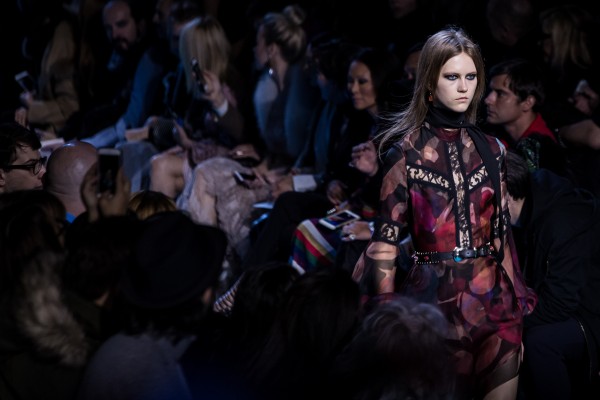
[425,106,505,261]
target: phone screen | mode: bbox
[98,150,121,193]
[14,71,35,92]
[318,210,360,230]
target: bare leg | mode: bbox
[483,376,518,400]
[150,153,185,199]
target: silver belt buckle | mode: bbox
[452,246,475,262]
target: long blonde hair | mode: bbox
[179,16,231,94]
[377,27,486,151]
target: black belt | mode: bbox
[412,244,494,264]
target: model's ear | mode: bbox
[521,95,536,112]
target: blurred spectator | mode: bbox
[44,140,98,221]
[76,211,227,400]
[128,189,177,220]
[505,151,600,399]
[0,122,46,193]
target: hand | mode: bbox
[270,174,293,200]
[350,140,379,177]
[80,164,131,222]
[326,179,348,206]
[341,220,372,242]
[200,70,227,110]
[97,167,131,218]
[19,91,34,108]
[34,129,58,141]
[14,107,28,128]
[571,80,599,116]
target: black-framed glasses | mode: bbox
[1,157,47,175]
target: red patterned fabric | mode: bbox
[358,121,537,395]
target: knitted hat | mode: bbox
[120,211,227,309]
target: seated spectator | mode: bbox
[44,140,98,222]
[483,58,566,174]
[178,4,320,285]
[243,46,400,273]
[80,0,198,148]
[128,189,177,220]
[149,15,247,199]
[505,150,600,399]
[76,211,228,400]
[13,0,79,136]
[182,262,300,399]
[0,122,46,193]
[0,190,91,400]
[331,296,455,399]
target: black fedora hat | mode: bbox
[120,211,227,309]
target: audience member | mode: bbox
[483,58,565,174]
[44,140,98,221]
[149,15,247,200]
[243,46,398,272]
[180,4,320,284]
[288,47,401,272]
[505,150,600,399]
[76,211,227,400]
[0,190,89,400]
[128,189,177,220]
[261,267,361,400]
[182,262,300,399]
[82,0,200,148]
[13,0,80,136]
[331,296,455,399]
[78,0,152,139]
[0,122,46,193]
[481,0,541,68]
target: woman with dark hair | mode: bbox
[352,27,536,399]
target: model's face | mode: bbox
[103,1,139,52]
[347,61,377,114]
[485,74,523,126]
[434,53,477,112]
[0,145,45,193]
[254,26,269,69]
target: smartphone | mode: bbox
[14,71,36,92]
[97,148,122,194]
[190,58,205,93]
[233,171,257,189]
[318,209,361,230]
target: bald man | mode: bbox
[44,141,98,221]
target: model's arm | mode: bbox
[352,145,410,296]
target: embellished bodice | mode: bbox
[381,121,503,253]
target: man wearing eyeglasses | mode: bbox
[0,122,46,193]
